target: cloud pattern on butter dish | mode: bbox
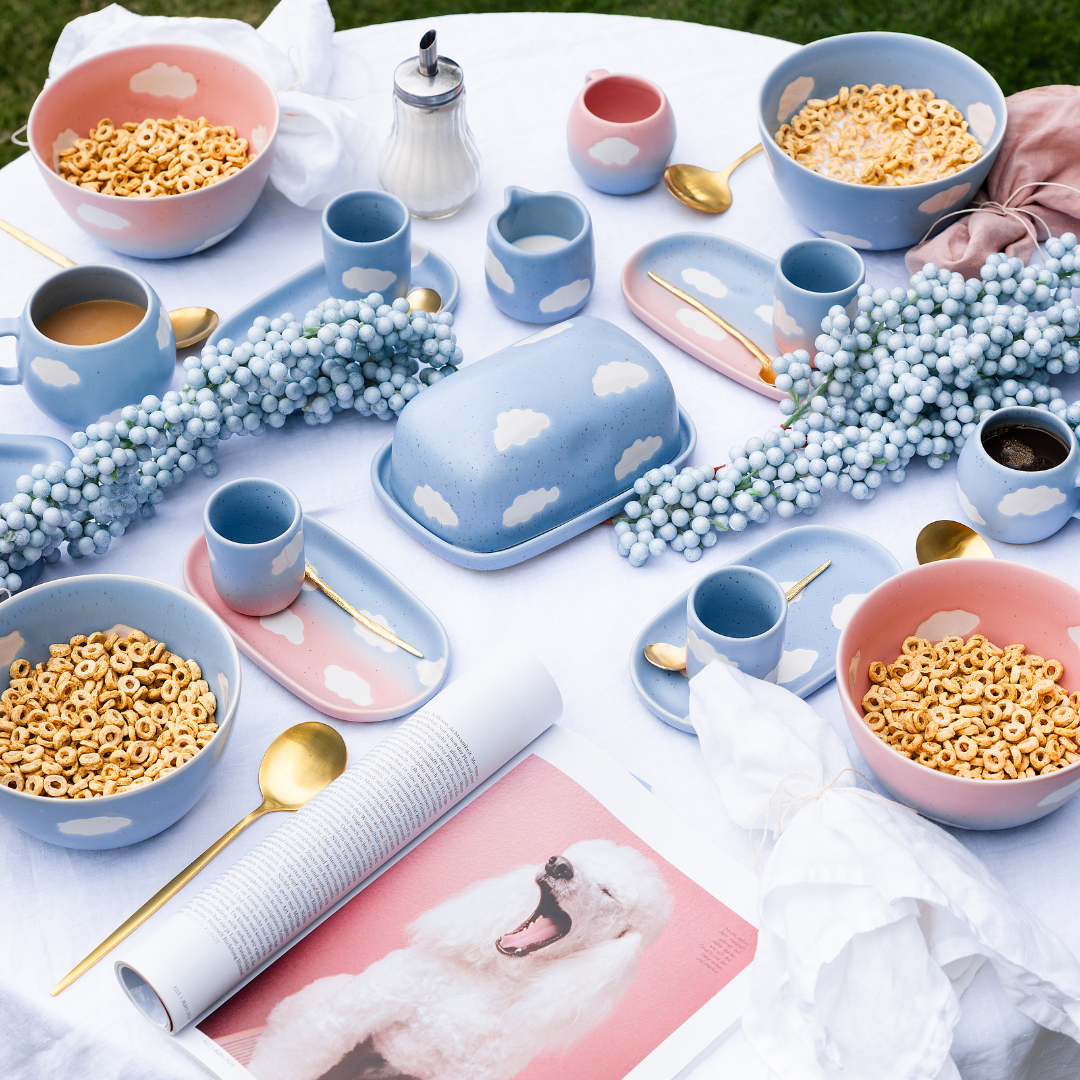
[998,486,1066,516]
[503,487,560,527]
[592,361,649,396]
[588,137,639,165]
[513,321,572,347]
[493,408,550,451]
[615,436,662,480]
[414,485,458,527]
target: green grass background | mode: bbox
[2,0,1076,170]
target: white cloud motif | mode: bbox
[772,297,802,337]
[775,648,818,684]
[1039,776,1080,807]
[77,204,129,231]
[1069,626,1080,650]
[0,631,23,667]
[615,435,663,480]
[354,611,397,653]
[513,322,572,346]
[58,816,132,835]
[539,279,591,313]
[916,609,980,641]
[412,243,429,266]
[998,486,1066,516]
[588,137,640,165]
[191,227,237,254]
[324,665,372,706]
[918,184,971,214]
[493,408,550,451]
[156,307,171,349]
[967,102,996,144]
[503,487,560,527]
[755,304,773,324]
[31,357,79,387]
[956,481,987,525]
[592,361,649,396]
[342,267,397,293]
[820,230,872,249]
[485,247,514,293]
[831,593,867,630]
[675,307,725,341]
[129,62,197,98]
[413,485,458,527]
[681,268,727,298]
[52,128,78,170]
[271,529,304,575]
[250,125,269,153]
[417,657,447,687]
[260,608,304,645]
[687,628,737,669]
[778,76,815,121]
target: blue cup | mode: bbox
[955,406,1080,543]
[322,190,411,302]
[204,478,305,616]
[0,264,174,428]
[484,186,595,324]
[685,565,787,680]
[772,239,864,356]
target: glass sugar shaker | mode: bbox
[378,30,482,219]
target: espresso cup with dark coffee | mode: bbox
[955,406,1080,543]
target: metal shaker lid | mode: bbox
[393,30,464,107]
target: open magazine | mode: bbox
[115,655,758,1080]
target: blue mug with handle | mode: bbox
[0,265,174,428]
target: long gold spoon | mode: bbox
[50,721,348,995]
[647,271,776,385]
[664,144,763,214]
[0,217,219,351]
[916,520,994,563]
[304,562,424,658]
[644,559,832,674]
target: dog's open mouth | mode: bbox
[496,880,572,956]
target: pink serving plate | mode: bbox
[184,517,449,722]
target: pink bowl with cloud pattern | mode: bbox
[837,559,1080,830]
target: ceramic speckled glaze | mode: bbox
[772,239,864,355]
[837,560,1080,829]
[567,70,676,195]
[955,407,1080,543]
[630,525,900,733]
[485,187,594,323]
[685,566,787,680]
[27,44,278,259]
[0,575,241,849]
[0,265,174,427]
[185,516,449,722]
[386,316,682,555]
[758,32,1007,250]
[203,478,304,617]
[322,190,412,303]
[622,232,783,400]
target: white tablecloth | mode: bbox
[4,12,1080,1080]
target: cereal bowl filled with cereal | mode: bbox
[758,32,1006,251]
[837,559,1080,830]
[26,44,278,259]
[0,574,241,849]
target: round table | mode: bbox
[3,12,1079,1080]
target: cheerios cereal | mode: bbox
[774,84,983,186]
[861,633,1078,780]
[57,116,255,197]
[0,629,218,798]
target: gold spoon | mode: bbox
[664,144,763,214]
[644,559,833,674]
[406,287,443,314]
[51,721,348,996]
[304,562,424,658]
[0,217,219,350]
[647,271,776,385]
[916,520,994,563]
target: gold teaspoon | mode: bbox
[50,721,348,995]
[664,144,763,214]
[916,520,994,563]
[647,271,776,386]
[644,560,832,675]
[0,217,220,350]
[406,287,443,314]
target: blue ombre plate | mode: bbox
[371,407,696,570]
[630,525,900,733]
[622,233,783,400]
[201,244,459,358]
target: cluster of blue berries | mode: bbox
[0,293,459,594]
[615,234,1080,565]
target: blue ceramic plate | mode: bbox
[0,434,72,590]
[370,407,697,570]
[622,232,784,400]
[185,515,449,722]
[202,244,459,357]
[630,525,901,733]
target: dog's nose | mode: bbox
[545,855,574,880]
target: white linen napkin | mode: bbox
[689,662,1080,1080]
[47,0,377,209]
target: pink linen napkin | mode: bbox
[905,86,1080,278]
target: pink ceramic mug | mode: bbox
[566,70,676,195]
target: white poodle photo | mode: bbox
[247,838,672,1080]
